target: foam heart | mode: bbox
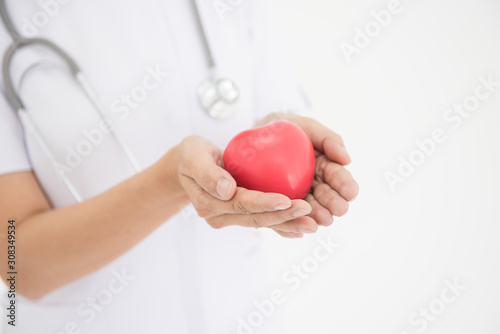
[223,120,315,199]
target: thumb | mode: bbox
[180,137,237,201]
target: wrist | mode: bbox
[152,144,189,204]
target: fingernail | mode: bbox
[273,203,292,210]
[217,178,232,199]
[299,228,315,234]
[292,208,311,218]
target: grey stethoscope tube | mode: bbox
[189,0,240,119]
[0,0,140,203]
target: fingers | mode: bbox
[323,136,351,166]
[206,200,312,229]
[270,215,318,234]
[274,114,351,165]
[305,194,333,226]
[221,188,292,214]
[178,136,236,200]
[299,117,343,147]
[184,181,294,219]
[312,181,349,217]
[316,156,359,202]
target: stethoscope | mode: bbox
[0,0,239,203]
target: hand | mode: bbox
[256,113,359,232]
[174,136,319,237]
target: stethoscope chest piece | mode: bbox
[197,75,239,120]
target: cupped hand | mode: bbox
[175,136,319,237]
[256,113,359,234]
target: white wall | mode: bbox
[261,0,500,333]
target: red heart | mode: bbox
[223,120,315,199]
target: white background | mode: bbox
[260,0,500,333]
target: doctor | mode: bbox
[0,0,358,333]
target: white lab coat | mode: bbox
[0,1,308,333]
